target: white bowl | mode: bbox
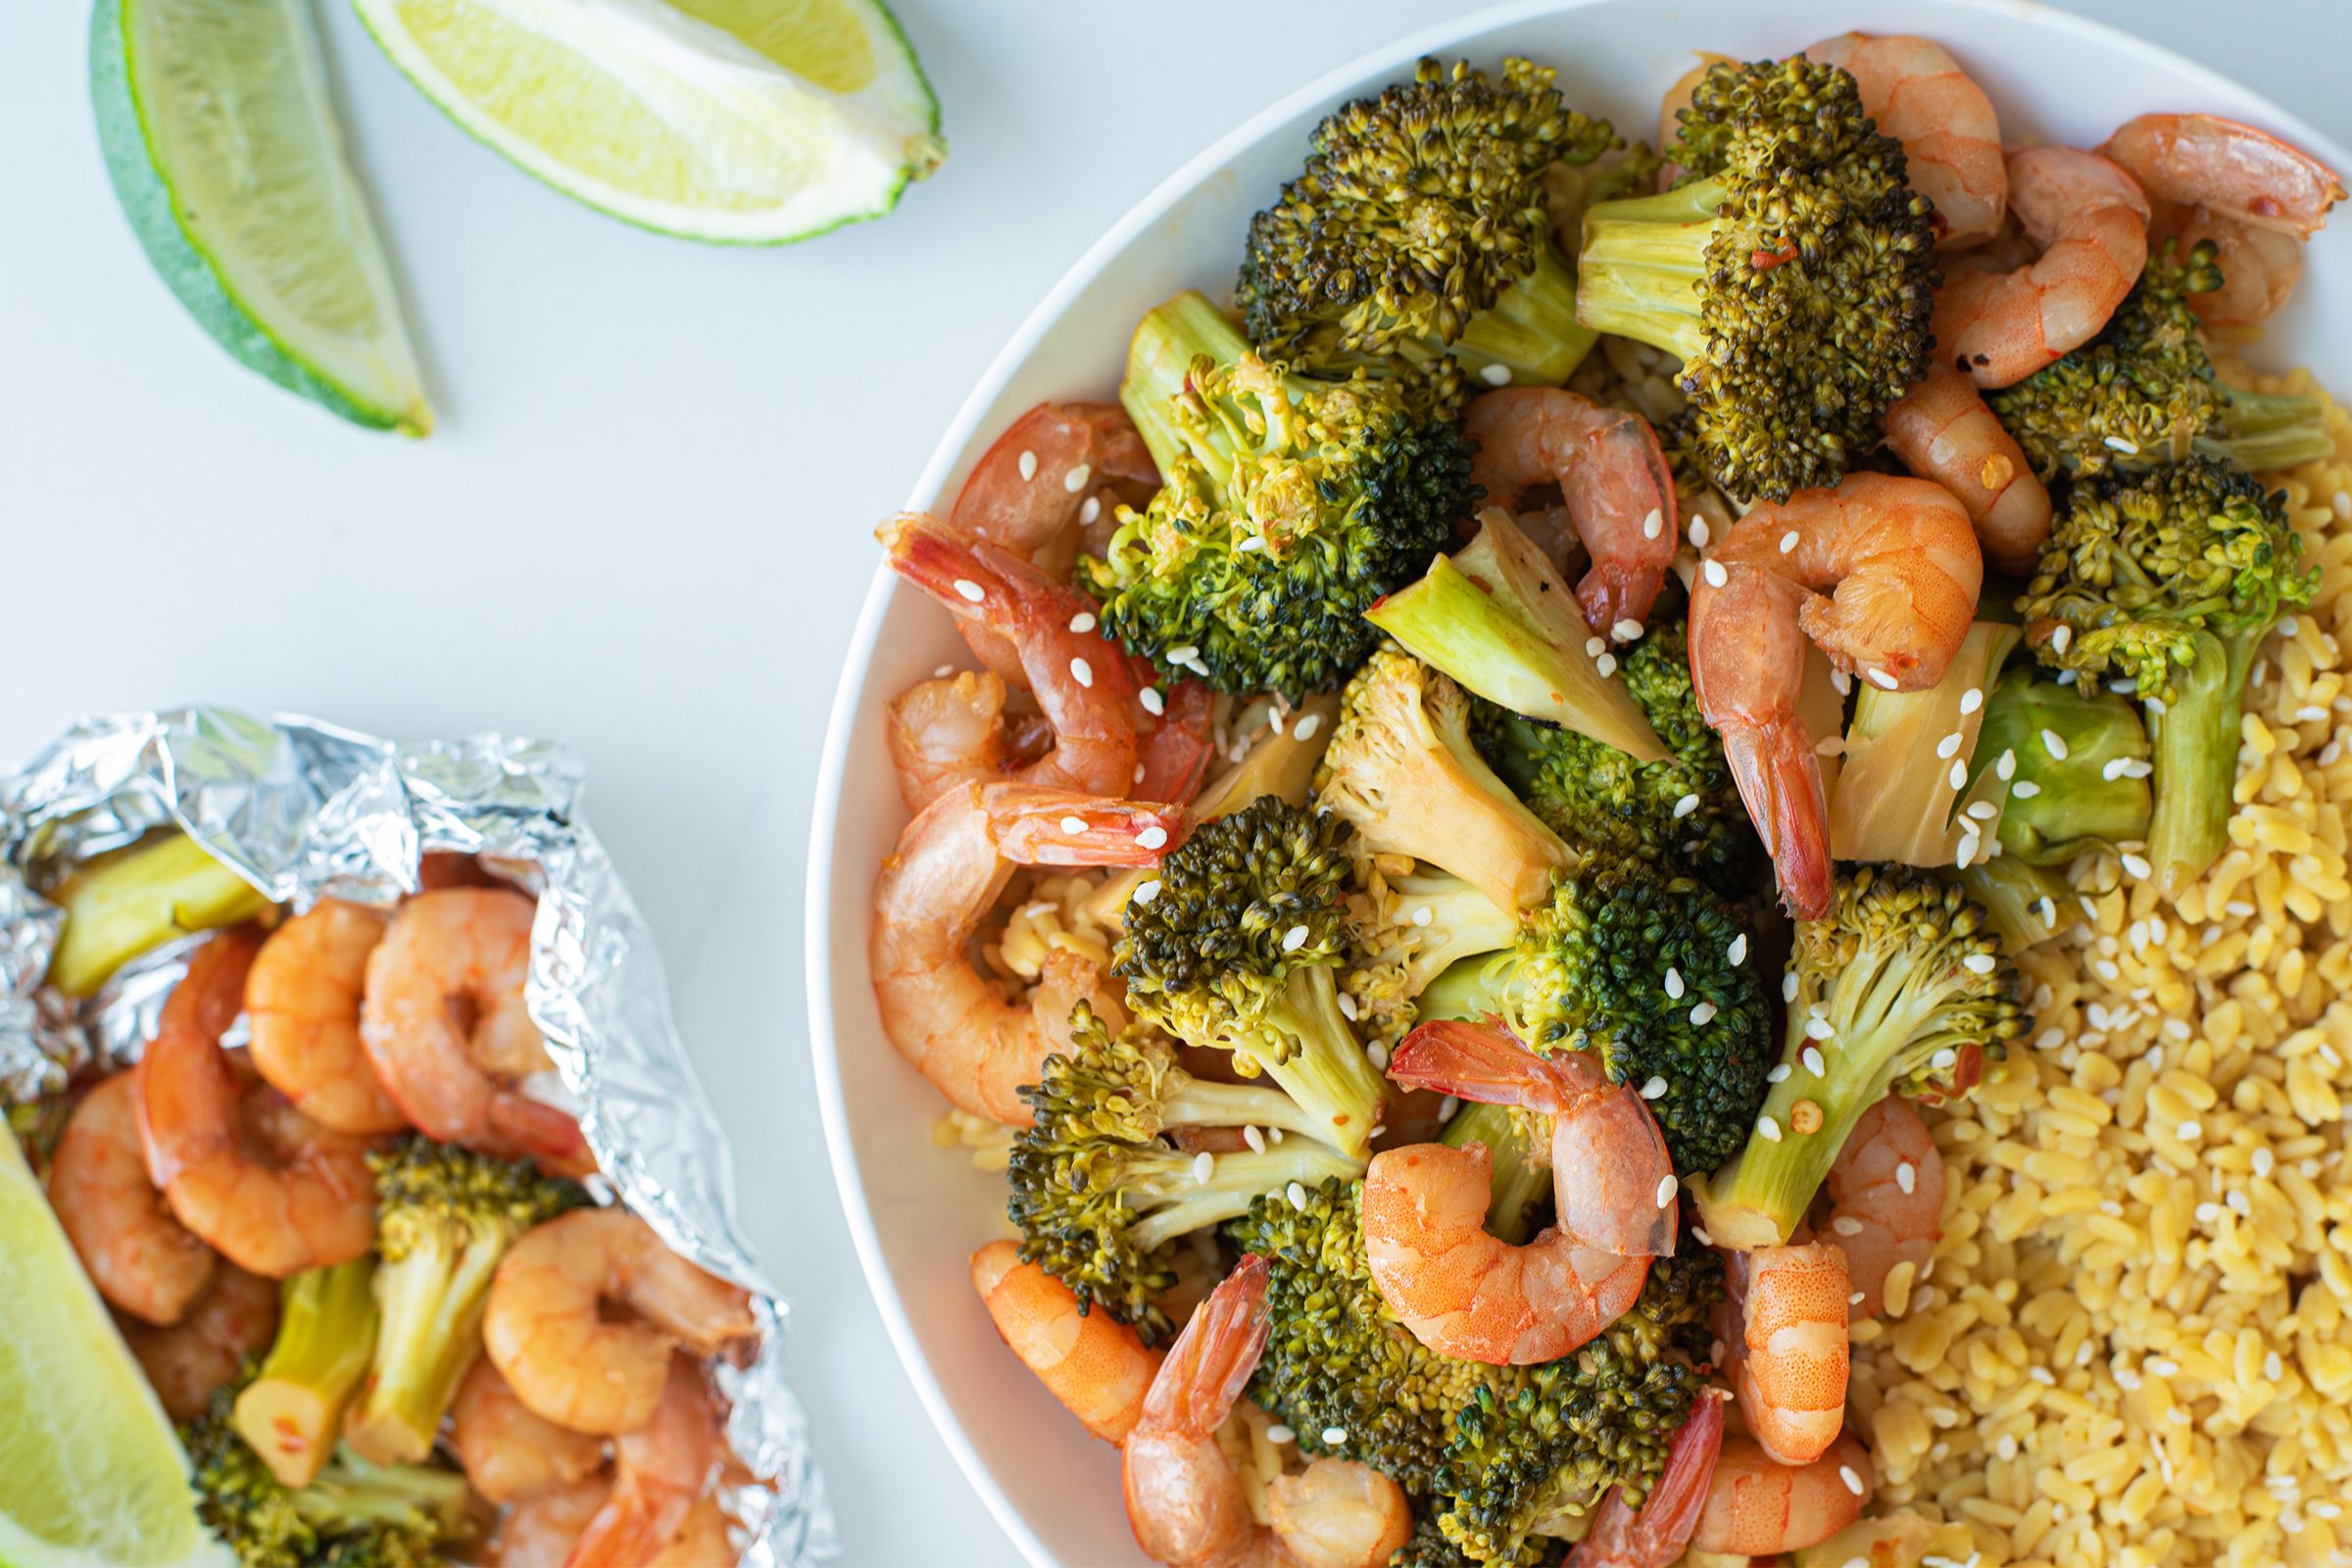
[808,4,2351,1561]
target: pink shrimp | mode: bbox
[1566,1391,1725,1568]
[1803,34,2005,248]
[871,782,1184,1127]
[451,1356,607,1504]
[1122,1256,1412,1568]
[49,1070,217,1325]
[1726,1243,1851,1466]
[1822,1097,1944,1321]
[359,889,591,1176]
[887,670,1012,814]
[1933,146,2149,388]
[497,1478,612,1567]
[1464,389,1679,639]
[951,403,1160,579]
[246,900,410,1137]
[2148,202,2304,326]
[1690,473,1982,918]
[564,1354,725,1567]
[2101,114,2343,238]
[1690,1434,1873,1555]
[117,1263,280,1423]
[1883,367,2051,575]
[972,1239,1162,1445]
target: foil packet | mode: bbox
[0,707,834,1567]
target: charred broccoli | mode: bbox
[1080,291,1474,700]
[1114,796,1392,1158]
[1969,663,2152,864]
[1986,237,2332,480]
[1238,56,1618,393]
[1697,867,2025,1249]
[1575,56,1937,501]
[2015,456,2317,891]
[1007,1004,1359,1342]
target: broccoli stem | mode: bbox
[1248,967,1390,1159]
[2144,632,2254,895]
[233,1258,378,1488]
[1440,1102,1551,1245]
[1413,954,1505,1028]
[1119,291,1251,485]
[1572,179,1725,363]
[1128,1146,1363,1251]
[343,1229,507,1467]
[1452,242,1598,386]
[46,832,270,998]
[2201,388,2334,473]
[1953,858,2071,953]
[1162,1074,1353,1147]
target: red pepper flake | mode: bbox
[1750,242,1799,270]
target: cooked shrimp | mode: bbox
[1360,1140,1652,1366]
[1123,1256,1411,1568]
[1653,57,1727,190]
[1464,389,1679,639]
[1727,1243,1850,1466]
[117,1263,278,1422]
[872,782,1183,1126]
[951,402,1159,578]
[1883,367,2051,574]
[498,1477,612,1567]
[888,670,1011,813]
[50,1070,216,1325]
[2148,200,2306,326]
[1933,146,2149,387]
[452,1357,607,1504]
[1822,1097,1943,1321]
[883,512,1145,797]
[1690,473,1981,918]
[247,900,408,1137]
[1803,34,2005,248]
[2101,114,2343,237]
[360,888,590,1175]
[648,1494,737,1568]
[972,1239,1162,1445]
[1690,1434,1873,1555]
[1565,1390,1724,1568]
[136,928,378,1278]
[566,1353,724,1567]
[484,1207,755,1437]
[1385,1019,1676,1260]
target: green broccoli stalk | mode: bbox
[1315,644,1576,914]
[343,1139,584,1467]
[184,1384,474,1568]
[1366,510,1667,760]
[1238,56,1618,392]
[1986,236,2333,480]
[1008,1005,1361,1341]
[1412,858,1772,1174]
[1575,56,1937,502]
[1080,291,1475,700]
[1342,868,1521,1048]
[2015,457,2317,892]
[46,832,269,998]
[232,1258,378,1488]
[1696,867,2025,1249]
[1969,663,2152,864]
[1114,796,1392,1158]
[1439,1101,1551,1245]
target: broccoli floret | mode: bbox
[1970,663,2152,863]
[1986,237,2333,480]
[2015,457,2317,891]
[1472,609,1760,893]
[1007,1004,1360,1343]
[45,831,269,998]
[1238,57,1618,394]
[184,1384,473,1568]
[343,1139,585,1466]
[1575,57,1937,502]
[1079,291,1475,700]
[1114,796,1392,1159]
[1343,867,1520,1049]
[233,1258,377,1488]
[1952,857,2073,954]
[1696,867,2025,1249]
[1439,1100,1551,1246]
[1316,645,1575,915]
[1231,1179,1720,1565]
[1413,860,1772,1174]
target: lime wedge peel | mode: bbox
[90,0,433,436]
[351,0,945,245]
[0,1124,231,1568]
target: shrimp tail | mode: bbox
[979,785,1188,867]
[1139,1254,1270,1443]
[1570,414,1679,635]
[1386,1019,1558,1110]
[1566,1390,1725,1568]
[1135,679,1215,806]
[1719,720,1832,921]
[485,1097,596,1178]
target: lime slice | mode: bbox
[0,1124,230,1568]
[350,0,944,244]
[89,0,432,436]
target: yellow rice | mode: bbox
[1846,364,2352,1567]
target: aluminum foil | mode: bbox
[0,707,834,1568]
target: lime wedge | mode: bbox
[89,0,432,436]
[0,1124,230,1568]
[350,0,944,244]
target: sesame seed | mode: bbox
[2298,705,2331,723]
[1595,653,1619,678]
[1965,801,1998,821]
[1995,748,2016,781]
[2120,852,2153,880]
[2051,623,2074,656]
[1931,1050,1959,1074]
[1673,793,1700,819]
[2040,728,2069,760]
[1282,925,1309,953]
[1585,636,1607,660]
[1134,763,1148,783]
[2101,756,2133,781]
[1848,1292,1866,1308]
[1780,530,1799,555]
[1702,559,1729,588]
[1768,1063,1793,1083]
[1664,967,1686,999]
[1640,1076,1668,1100]
[1994,1434,2019,1460]
[1069,657,1094,688]
[1784,972,1799,1003]
[1137,826,1169,851]
[1690,1001,1718,1026]
[1063,463,1092,494]
[1336,993,1358,1021]
[1068,612,1098,634]
[1817,734,1845,757]
[1243,1125,1266,1153]
[1321,1425,1348,1445]
[1728,934,1747,965]
[1959,687,1984,715]
[1806,1015,1836,1041]
[2103,435,2139,454]
[1948,760,1968,790]
[1058,815,1088,835]
[2254,1148,2276,1178]
[1839,1465,1864,1495]
[1134,879,1162,904]
[1193,1152,1215,1185]
[1266,1424,1296,1445]
[1479,363,1511,386]
[1832,1215,1864,1236]
[1691,1226,1713,1247]
[2281,615,2300,637]
[1167,644,1199,663]
[2036,898,2057,928]
[1289,1183,1309,1211]
[1895,1161,1916,1194]
[1655,1174,1679,1207]
[933,663,956,678]
[1438,1096,1459,1120]
[2147,1357,2180,1378]
[1236,535,1266,554]
[2011,779,2042,798]
[1642,508,1663,540]
[1757,1115,1782,1142]
[1963,953,1997,975]
[1803,1046,1825,1077]
[1293,713,1321,742]
[1613,619,1643,643]
[1868,666,1899,690]
[1017,450,1038,481]
[1412,906,1433,928]
[1831,668,1852,696]
[953,578,985,603]
[1366,1042,1389,1070]
[1936,731,1965,760]
[1140,686,1166,716]
[1080,496,1102,526]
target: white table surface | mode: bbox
[2,2,2344,1562]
